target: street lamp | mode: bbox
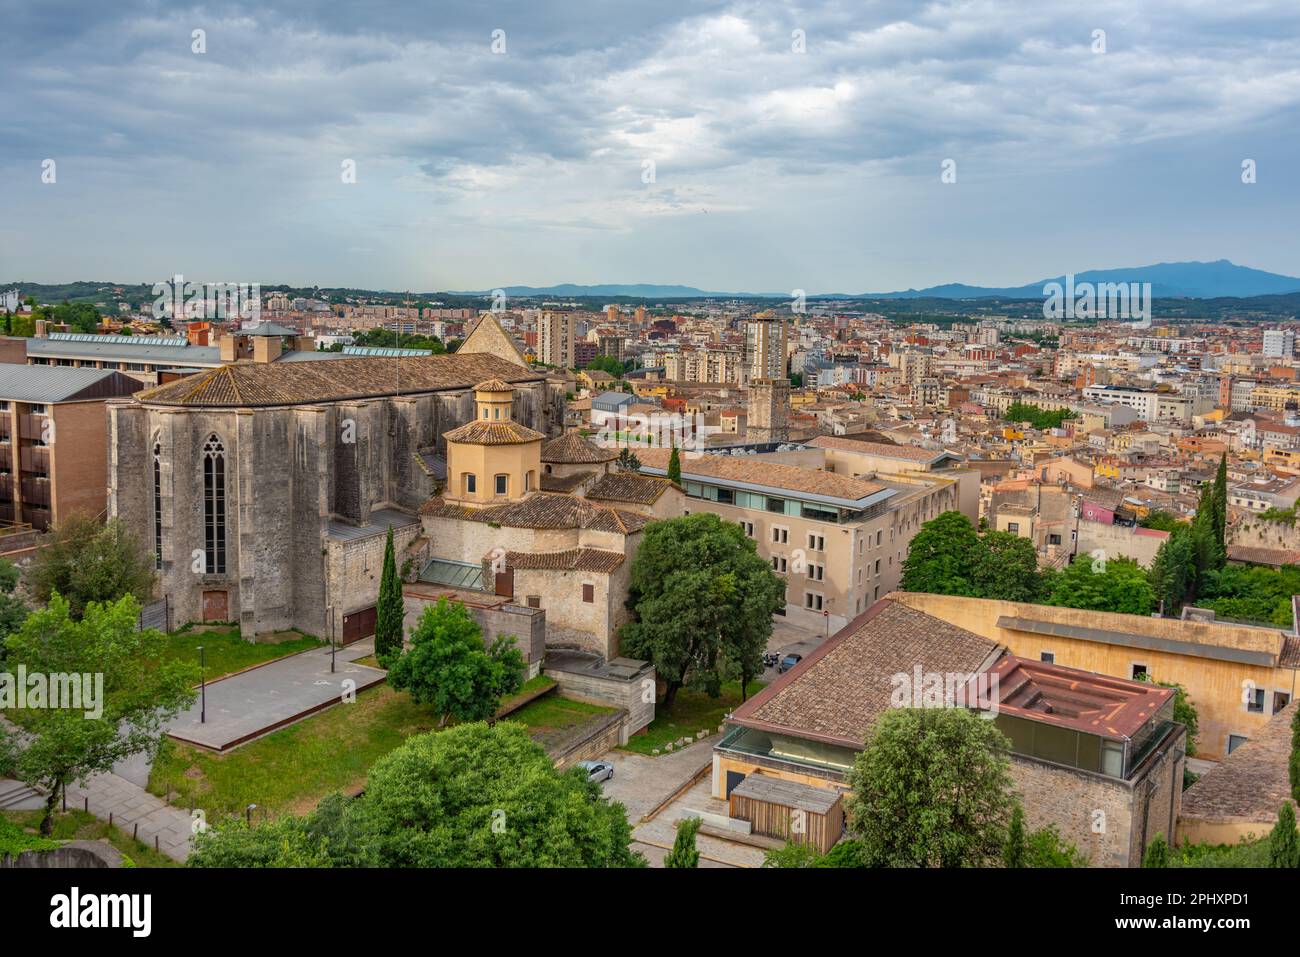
[198,645,206,724]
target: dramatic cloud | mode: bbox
[2,0,1298,291]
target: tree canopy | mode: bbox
[25,515,156,619]
[1047,554,1155,616]
[620,512,785,710]
[189,722,644,868]
[386,598,524,727]
[0,594,198,834]
[901,512,1046,602]
[846,707,1017,867]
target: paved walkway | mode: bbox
[0,716,195,862]
[65,771,195,862]
[165,639,384,751]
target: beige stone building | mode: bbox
[635,443,975,631]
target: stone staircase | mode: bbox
[0,780,44,811]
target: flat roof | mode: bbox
[996,615,1283,667]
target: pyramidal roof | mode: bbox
[541,431,618,464]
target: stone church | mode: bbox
[107,316,564,639]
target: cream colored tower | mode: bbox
[443,379,545,506]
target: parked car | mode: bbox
[576,759,614,783]
[778,653,803,674]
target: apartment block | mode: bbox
[0,364,144,531]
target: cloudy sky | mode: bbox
[2,0,1299,293]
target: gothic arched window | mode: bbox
[203,434,227,574]
[152,438,162,569]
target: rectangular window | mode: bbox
[1131,664,1148,681]
[1048,534,1061,545]
[581,583,594,603]
[1247,688,1265,713]
[738,521,754,537]
[1040,651,1055,664]
[526,595,541,608]
[1227,733,1248,754]
[1274,692,1292,715]
[465,473,477,494]
[1007,522,1020,534]
[495,474,508,495]
[771,526,788,544]
[804,592,823,611]
[807,534,825,551]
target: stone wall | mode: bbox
[546,659,656,743]
[401,592,546,674]
[1229,516,1300,551]
[1009,754,1134,867]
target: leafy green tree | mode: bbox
[762,840,822,868]
[1139,510,1182,532]
[1003,805,1026,867]
[1142,834,1170,868]
[1268,802,1299,868]
[1024,825,1088,867]
[584,354,625,378]
[664,816,701,868]
[667,445,681,485]
[386,599,524,727]
[194,723,644,867]
[615,447,641,472]
[1047,554,1155,616]
[373,526,404,666]
[0,594,198,835]
[973,531,1042,602]
[25,514,155,619]
[1149,526,1198,614]
[0,558,26,666]
[900,511,983,597]
[621,513,784,711]
[1003,402,1076,430]
[1290,706,1300,804]
[846,707,1016,868]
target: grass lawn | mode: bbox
[1,809,179,868]
[505,694,612,733]
[619,680,765,755]
[161,625,325,681]
[497,674,557,716]
[148,683,441,822]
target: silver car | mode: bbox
[577,759,614,783]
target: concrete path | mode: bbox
[65,771,195,862]
[165,639,384,751]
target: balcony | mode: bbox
[19,446,50,473]
[20,479,50,507]
[18,414,49,441]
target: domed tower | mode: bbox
[442,379,545,505]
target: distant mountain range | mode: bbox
[454,261,1300,301]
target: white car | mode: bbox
[577,759,614,783]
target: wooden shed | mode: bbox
[728,775,845,853]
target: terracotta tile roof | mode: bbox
[540,471,593,492]
[729,599,1003,748]
[807,435,947,463]
[419,491,648,534]
[474,377,515,393]
[135,354,541,407]
[1227,545,1300,568]
[541,431,617,464]
[584,473,674,505]
[505,547,625,573]
[637,447,887,502]
[443,419,546,445]
[1182,703,1298,825]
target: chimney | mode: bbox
[252,335,281,364]
[34,319,49,338]
[219,335,238,362]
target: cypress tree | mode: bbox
[1212,453,1228,560]
[374,525,405,666]
[667,444,682,485]
[1268,802,1300,868]
[664,816,701,868]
